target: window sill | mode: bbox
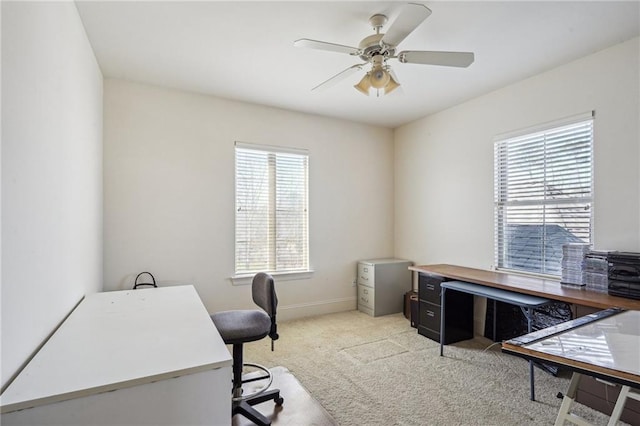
[230,270,314,286]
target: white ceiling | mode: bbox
[75,1,640,128]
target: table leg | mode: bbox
[526,307,535,401]
[440,287,446,356]
[607,385,640,426]
[493,299,497,341]
[555,376,636,426]
[554,372,592,426]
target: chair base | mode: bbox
[230,344,284,425]
[233,388,284,426]
[233,363,273,402]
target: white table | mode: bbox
[0,285,232,425]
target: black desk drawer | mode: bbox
[419,273,445,304]
[418,325,440,342]
[417,289,474,345]
[419,301,440,331]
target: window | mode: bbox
[494,113,593,276]
[234,142,309,277]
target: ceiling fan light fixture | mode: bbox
[384,73,400,95]
[354,73,371,96]
[370,67,390,89]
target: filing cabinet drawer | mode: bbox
[358,304,374,317]
[418,273,445,304]
[419,301,441,332]
[357,263,375,285]
[358,284,375,310]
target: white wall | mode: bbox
[103,79,394,319]
[394,37,640,271]
[1,2,103,388]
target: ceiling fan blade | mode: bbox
[294,38,360,56]
[398,51,475,67]
[380,3,432,48]
[312,64,365,91]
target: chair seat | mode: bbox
[211,310,271,345]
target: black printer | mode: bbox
[608,252,640,300]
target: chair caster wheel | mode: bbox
[275,396,284,406]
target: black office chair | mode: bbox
[210,273,283,425]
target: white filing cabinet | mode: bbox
[357,258,412,317]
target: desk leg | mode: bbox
[440,287,446,356]
[555,378,637,426]
[607,385,640,426]
[493,299,497,341]
[554,373,592,426]
[527,307,535,401]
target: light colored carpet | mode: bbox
[244,310,621,426]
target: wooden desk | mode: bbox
[0,286,233,425]
[411,264,640,420]
[409,264,640,311]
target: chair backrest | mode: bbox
[252,273,279,346]
[252,272,277,317]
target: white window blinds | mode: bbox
[235,143,309,275]
[494,114,593,276]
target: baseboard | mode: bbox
[278,297,356,321]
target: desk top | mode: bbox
[410,264,640,311]
[0,285,232,414]
[502,309,640,387]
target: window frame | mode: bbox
[493,112,594,278]
[232,142,311,285]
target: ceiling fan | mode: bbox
[293,3,474,96]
